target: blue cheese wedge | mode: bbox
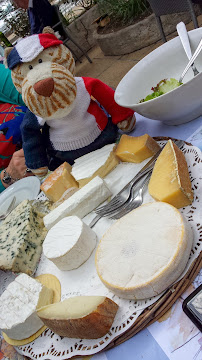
[0,200,46,275]
[0,274,53,340]
[44,176,111,230]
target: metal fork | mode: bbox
[0,196,16,221]
[89,172,151,228]
[109,172,151,220]
[95,139,184,216]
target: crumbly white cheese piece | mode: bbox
[43,216,97,270]
[96,202,193,300]
[0,200,46,275]
[0,274,53,340]
[71,143,119,187]
[44,176,111,230]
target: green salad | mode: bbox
[139,78,182,103]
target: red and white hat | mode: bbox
[7,33,63,70]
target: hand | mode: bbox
[1,149,33,188]
[117,114,136,133]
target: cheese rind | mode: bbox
[0,274,53,340]
[95,202,193,299]
[40,162,79,202]
[43,176,111,230]
[71,143,119,187]
[115,134,160,163]
[0,200,46,275]
[43,216,97,270]
[37,296,118,339]
[148,140,194,208]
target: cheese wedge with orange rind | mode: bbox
[37,296,118,339]
[148,140,193,208]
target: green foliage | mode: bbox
[4,8,30,38]
[96,0,149,26]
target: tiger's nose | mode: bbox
[34,78,54,97]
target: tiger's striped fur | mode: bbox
[10,42,76,119]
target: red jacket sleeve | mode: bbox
[83,77,134,124]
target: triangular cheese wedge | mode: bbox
[148,140,193,208]
[37,296,118,339]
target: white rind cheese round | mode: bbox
[43,216,97,270]
[95,202,193,300]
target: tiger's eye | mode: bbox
[29,65,33,70]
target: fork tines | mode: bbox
[95,139,184,217]
[95,198,126,215]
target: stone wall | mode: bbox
[65,5,101,59]
[65,4,201,58]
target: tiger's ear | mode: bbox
[42,26,55,35]
[4,47,13,68]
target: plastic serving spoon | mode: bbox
[177,22,199,76]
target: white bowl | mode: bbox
[115,28,202,125]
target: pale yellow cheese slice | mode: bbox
[40,162,78,202]
[148,140,193,208]
[95,202,193,300]
[37,296,118,339]
[115,134,160,163]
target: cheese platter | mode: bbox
[0,136,201,359]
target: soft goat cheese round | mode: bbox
[95,202,193,300]
[43,216,97,270]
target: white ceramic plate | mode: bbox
[0,176,40,219]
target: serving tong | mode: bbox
[179,38,202,83]
[177,22,199,77]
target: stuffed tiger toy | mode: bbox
[4,27,136,175]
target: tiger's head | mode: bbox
[4,27,77,119]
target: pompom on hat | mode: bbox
[7,33,63,70]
